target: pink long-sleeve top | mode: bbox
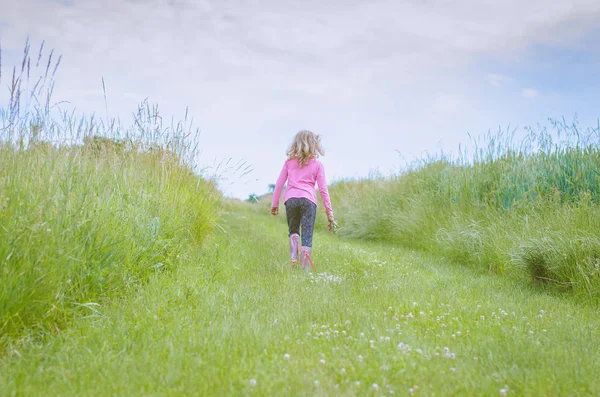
[271,157,333,215]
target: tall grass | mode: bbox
[0,40,221,342]
[329,120,600,300]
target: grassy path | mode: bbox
[2,204,599,396]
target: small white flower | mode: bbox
[480,316,485,321]
[499,388,507,396]
[341,368,346,375]
[314,380,320,386]
[372,383,379,391]
[320,359,326,365]
[283,354,290,360]
[409,388,414,395]
[249,379,257,386]
[358,355,363,361]
[355,381,361,387]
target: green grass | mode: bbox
[2,40,598,395]
[0,41,221,344]
[326,121,600,300]
[0,141,221,342]
[1,205,598,396]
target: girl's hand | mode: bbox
[327,212,335,223]
[271,207,279,216]
[327,212,338,232]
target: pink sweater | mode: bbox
[271,158,333,215]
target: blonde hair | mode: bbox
[286,130,324,167]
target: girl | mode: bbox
[271,130,335,270]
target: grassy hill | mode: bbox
[328,122,600,301]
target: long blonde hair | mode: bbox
[286,130,324,167]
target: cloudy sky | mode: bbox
[1,0,599,198]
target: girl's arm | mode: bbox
[316,162,333,216]
[271,161,288,210]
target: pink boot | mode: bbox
[289,234,300,263]
[301,246,314,271]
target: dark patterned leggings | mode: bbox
[285,197,317,247]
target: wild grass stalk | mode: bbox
[329,119,600,300]
[0,40,221,343]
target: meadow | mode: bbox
[1,42,599,396]
[2,207,599,396]
[326,121,600,301]
[0,42,221,343]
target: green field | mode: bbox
[1,207,599,396]
[2,42,599,396]
[326,122,600,302]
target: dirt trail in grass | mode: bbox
[1,205,599,396]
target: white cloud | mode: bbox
[487,74,511,87]
[1,0,599,197]
[522,88,539,98]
